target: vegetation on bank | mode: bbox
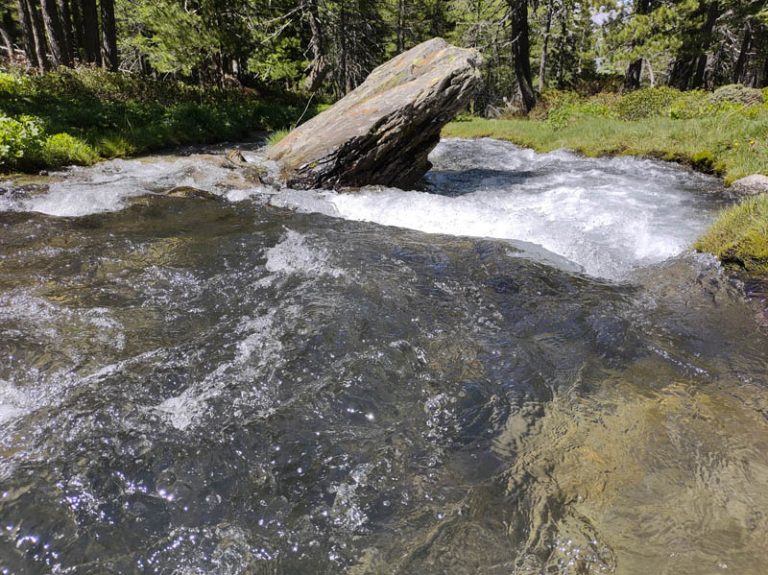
[445,86,768,184]
[0,68,312,172]
[695,195,768,275]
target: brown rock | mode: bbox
[266,38,482,190]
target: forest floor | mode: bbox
[0,67,313,172]
[444,86,768,276]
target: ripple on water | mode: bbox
[0,138,766,575]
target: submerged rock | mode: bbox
[266,38,482,190]
[730,174,768,196]
[163,186,220,200]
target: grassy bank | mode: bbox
[444,86,768,276]
[0,68,314,172]
[695,195,768,275]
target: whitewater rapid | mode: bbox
[0,138,724,279]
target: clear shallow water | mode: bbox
[1,140,767,574]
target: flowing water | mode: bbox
[0,138,766,575]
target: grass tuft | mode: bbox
[266,129,290,147]
[42,133,100,168]
[695,195,768,275]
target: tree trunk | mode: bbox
[100,0,118,70]
[28,0,50,69]
[645,57,655,86]
[625,59,643,91]
[17,0,40,67]
[624,0,653,91]
[69,0,83,62]
[690,2,719,88]
[430,0,443,37]
[57,0,74,64]
[81,0,101,65]
[733,24,752,84]
[670,1,720,90]
[0,25,13,62]
[396,0,404,52]
[303,0,328,91]
[508,0,535,112]
[40,0,69,66]
[538,0,553,93]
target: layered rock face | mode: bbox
[266,38,482,190]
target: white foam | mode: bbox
[154,309,289,431]
[273,138,721,279]
[264,230,345,278]
[0,154,267,217]
[0,380,29,426]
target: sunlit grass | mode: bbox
[266,129,290,147]
[695,195,768,274]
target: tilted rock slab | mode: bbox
[266,38,482,190]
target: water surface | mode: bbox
[1,139,766,575]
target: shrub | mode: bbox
[0,71,30,97]
[710,84,764,106]
[615,86,681,120]
[530,89,580,121]
[41,133,99,167]
[546,96,615,128]
[0,114,45,168]
[668,90,718,119]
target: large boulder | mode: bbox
[266,38,482,190]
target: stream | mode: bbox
[1,138,767,574]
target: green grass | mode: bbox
[695,195,768,275]
[0,67,318,172]
[266,129,290,147]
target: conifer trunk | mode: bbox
[304,0,328,91]
[57,0,74,64]
[69,0,84,61]
[29,0,50,69]
[508,0,535,112]
[732,25,751,84]
[81,0,101,65]
[100,0,118,70]
[538,0,553,92]
[40,0,69,66]
[17,0,41,67]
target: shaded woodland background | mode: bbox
[0,0,765,111]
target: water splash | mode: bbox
[274,138,724,279]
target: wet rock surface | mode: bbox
[266,38,482,190]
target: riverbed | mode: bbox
[1,139,766,574]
